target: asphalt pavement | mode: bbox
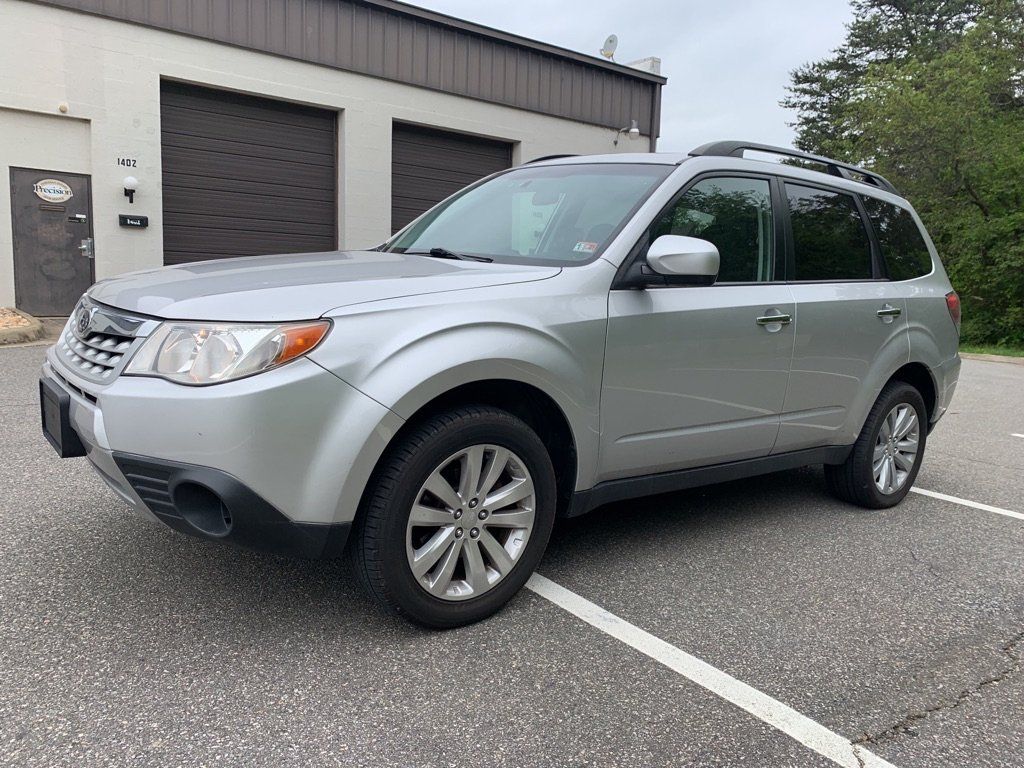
[1,345,1021,767]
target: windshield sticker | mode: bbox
[573,241,599,253]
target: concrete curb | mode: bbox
[0,309,44,346]
[960,352,1024,366]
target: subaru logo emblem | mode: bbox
[76,307,91,335]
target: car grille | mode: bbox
[59,325,133,380]
[56,298,152,383]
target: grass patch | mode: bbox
[960,344,1024,358]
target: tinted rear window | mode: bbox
[862,197,933,280]
[786,183,874,281]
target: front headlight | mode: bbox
[124,320,331,385]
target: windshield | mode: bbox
[385,163,673,265]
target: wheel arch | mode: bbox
[887,361,938,425]
[362,376,582,521]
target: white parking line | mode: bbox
[1012,433,1024,439]
[526,574,896,768]
[910,487,1024,521]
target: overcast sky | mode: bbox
[411,0,854,152]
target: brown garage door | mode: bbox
[391,123,512,233]
[160,81,337,265]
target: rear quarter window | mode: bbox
[862,197,933,280]
[785,183,874,281]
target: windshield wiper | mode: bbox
[407,247,493,263]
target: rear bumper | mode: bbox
[930,352,961,429]
[112,453,350,558]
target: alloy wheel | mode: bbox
[405,444,536,601]
[873,404,920,494]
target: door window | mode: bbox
[862,197,933,280]
[785,183,874,281]
[647,177,775,282]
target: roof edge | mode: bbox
[362,0,667,84]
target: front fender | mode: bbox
[309,270,613,492]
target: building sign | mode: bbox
[119,214,149,228]
[33,179,74,203]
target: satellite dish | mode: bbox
[600,34,618,60]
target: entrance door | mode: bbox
[10,168,94,316]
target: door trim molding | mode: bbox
[566,445,853,518]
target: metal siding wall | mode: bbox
[36,0,662,134]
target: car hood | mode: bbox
[88,250,561,321]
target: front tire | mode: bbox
[825,381,927,509]
[350,405,557,628]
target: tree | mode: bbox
[784,0,1024,345]
[783,1,985,158]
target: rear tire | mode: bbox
[350,405,557,628]
[825,382,927,509]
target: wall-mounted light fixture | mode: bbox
[613,119,641,147]
[123,175,138,204]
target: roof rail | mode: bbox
[525,154,578,164]
[688,141,899,195]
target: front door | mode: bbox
[10,168,94,316]
[600,175,795,482]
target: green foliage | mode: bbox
[959,343,1024,357]
[784,0,1024,344]
[783,1,985,158]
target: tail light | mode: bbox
[945,291,961,333]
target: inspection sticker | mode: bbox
[573,241,599,253]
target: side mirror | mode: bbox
[645,235,720,285]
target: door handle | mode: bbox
[78,238,94,259]
[876,304,902,321]
[756,313,792,326]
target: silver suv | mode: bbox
[40,141,961,627]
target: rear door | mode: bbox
[774,181,910,453]
[600,174,795,481]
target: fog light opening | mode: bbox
[173,482,232,536]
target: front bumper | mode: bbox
[112,453,350,558]
[41,348,404,558]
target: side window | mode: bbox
[785,183,873,281]
[649,177,775,282]
[862,197,933,280]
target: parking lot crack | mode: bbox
[904,546,958,586]
[853,629,1024,747]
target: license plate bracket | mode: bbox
[40,377,87,458]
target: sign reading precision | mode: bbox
[32,179,74,203]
